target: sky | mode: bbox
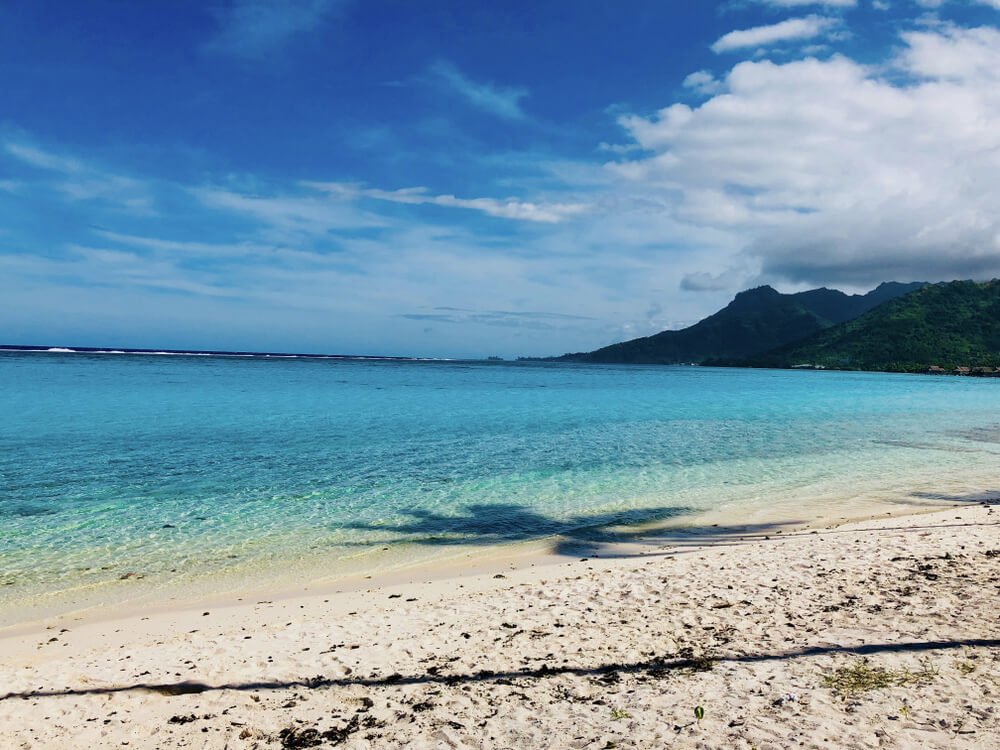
[2,0,1000,358]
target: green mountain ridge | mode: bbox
[726,280,1000,372]
[558,281,924,364]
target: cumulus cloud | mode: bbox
[711,16,837,53]
[683,70,724,95]
[609,24,1000,286]
[426,61,529,121]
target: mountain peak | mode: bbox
[733,285,778,299]
[724,285,784,313]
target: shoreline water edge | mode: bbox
[0,485,993,633]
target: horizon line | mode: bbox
[0,344,459,362]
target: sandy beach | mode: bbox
[1,501,998,749]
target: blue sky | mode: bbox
[2,0,1000,357]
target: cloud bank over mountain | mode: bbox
[609,23,1000,287]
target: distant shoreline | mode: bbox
[11,347,996,375]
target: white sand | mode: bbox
[1,502,998,749]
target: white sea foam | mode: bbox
[6,347,437,361]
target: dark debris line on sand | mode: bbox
[277,715,360,749]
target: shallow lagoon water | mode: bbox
[1,352,998,623]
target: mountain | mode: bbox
[558,282,925,365]
[730,280,1000,372]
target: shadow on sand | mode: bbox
[340,490,997,559]
[909,490,1000,504]
[340,503,800,558]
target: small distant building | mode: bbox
[954,366,971,376]
[972,366,995,377]
[925,365,946,374]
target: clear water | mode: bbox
[2,352,998,623]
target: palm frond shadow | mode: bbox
[341,503,799,558]
[908,490,1000,505]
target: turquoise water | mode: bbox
[2,352,999,621]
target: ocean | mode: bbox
[1,350,998,625]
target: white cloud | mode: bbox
[426,61,528,121]
[4,140,154,213]
[192,186,386,242]
[0,138,730,357]
[608,24,1000,286]
[683,70,724,95]
[6,142,84,172]
[305,182,589,223]
[681,268,751,292]
[748,0,856,7]
[15,245,244,299]
[712,16,838,53]
[398,307,597,330]
[94,230,271,258]
[913,0,1000,9]
[206,0,343,58]
[898,24,1000,79]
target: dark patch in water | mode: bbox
[875,439,979,454]
[2,503,58,518]
[949,425,1000,444]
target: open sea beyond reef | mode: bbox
[1,350,998,626]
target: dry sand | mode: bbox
[1,502,998,749]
